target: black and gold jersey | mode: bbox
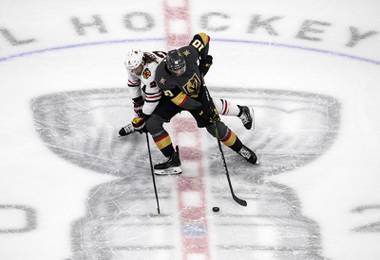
[155,33,211,109]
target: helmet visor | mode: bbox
[169,63,186,76]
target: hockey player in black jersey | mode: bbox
[145,32,258,175]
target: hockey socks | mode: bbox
[220,128,242,151]
[153,131,175,157]
[215,99,240,116]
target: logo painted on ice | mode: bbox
[0,205,37,233]
[31,87,340,259]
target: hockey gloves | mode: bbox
[132,96,144,117]
[197,107,220,125]
[131,116,147,133]
[199,55,213,76]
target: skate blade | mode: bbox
[154,167,182,176]
[250,107,255,130]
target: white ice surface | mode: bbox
[0,0,380,260]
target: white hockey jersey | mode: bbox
[127,51,166,116]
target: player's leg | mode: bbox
[214,98,254,130]
[145,99,182,175]
[192,87,258,164]
[205,121,258,164]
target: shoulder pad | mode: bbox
[177,46,198,64]
[179,46,194,57]
[155,63,174,90]
[157,77,176,90]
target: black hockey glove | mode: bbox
[132,96,144,117]
[197,107,220,124]
[199,55,213,76]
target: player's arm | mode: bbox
[119,73,143,137]
[142,80,162,116]
[189,32,213,76]
[189,32,210,59]
[162,86,202,110]
[127,72,143,116]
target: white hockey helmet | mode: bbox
[124,49,144,71]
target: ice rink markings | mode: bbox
[0,39,379,66]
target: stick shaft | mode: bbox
[146,133,161,214]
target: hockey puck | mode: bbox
[212,206,220,212]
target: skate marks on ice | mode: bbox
[208,87,340,180]
[351,204,380,233]
[31,87,340,179]
[31,88,146,177]
[31,89,181,258]
[208,88,340,259]
[69,178,327,260]
[30,87,339,259]
[210,181,325,259]
[207,87,339,259]
[70,177,179,260]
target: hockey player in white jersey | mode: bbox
[119,49,254,137]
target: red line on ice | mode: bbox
[164,0,211,259]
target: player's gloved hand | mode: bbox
[199,55,213,76]
[198,107,220,124]
[133,96,144,117]
[119,123,135,136]
[132,116,147,133]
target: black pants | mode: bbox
[146,86,237,143]
[151,86,219,127]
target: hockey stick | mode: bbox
[145,132,161,214]
[204,85,247,207]
[214,126,247,207]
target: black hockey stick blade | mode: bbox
[226,173,248,206]
[233,194,247,206]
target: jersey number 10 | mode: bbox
[191,39,205,52]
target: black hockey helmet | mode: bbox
[166,49,186,76]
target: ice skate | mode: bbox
[154,146,182,175]
[238,145,259,165]
[238,105,254,130]
[119,123,135,136]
